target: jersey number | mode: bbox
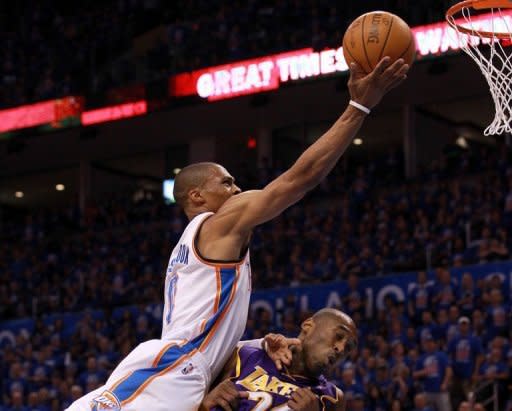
[166,275,178,324]
[248,392,291,411]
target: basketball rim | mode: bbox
[446,0,512,39]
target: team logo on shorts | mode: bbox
[90,390,121,410]
[181,362,195,375]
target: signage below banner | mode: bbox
[250,262,512,322]
[81,100,147,126]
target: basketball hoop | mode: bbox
[446,0,512,135]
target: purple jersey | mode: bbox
[211,346,341,410]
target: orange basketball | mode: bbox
[342,11,416,73]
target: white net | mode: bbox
[447,7,512,135]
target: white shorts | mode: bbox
[66,339,211,411]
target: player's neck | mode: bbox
[186,207,212,220]
[287,346,315,380]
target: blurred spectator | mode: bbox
[337,365,364,409]
[413,392,434,411]
[476,347,509,409]
[486,289,509,340]
[432,268,458,311]
[408,271,432,325]
[448,317,484,409]
[413,336,452,411]
[458,402,485,411]
[457,272,481,317]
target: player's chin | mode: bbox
[324,357,342,374]
[317,360,333,375]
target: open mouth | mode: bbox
[328,355,336,366]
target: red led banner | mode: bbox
[4,11,512,134]
[169,48,346,102]
[81,100,147,126]
[0,97,82,133]
[0,100,55,133]
[170,10,512,102]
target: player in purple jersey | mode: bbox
[200,308,357,411]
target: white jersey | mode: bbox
[162,211,252,378]
[67,212,252,411]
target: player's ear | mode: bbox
[188,187,204,205]
[301,318,315,335]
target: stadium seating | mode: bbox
[0,0,453,109]
[1,144,511,410]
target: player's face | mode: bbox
[302,315,357,377]
[200,165,241,212]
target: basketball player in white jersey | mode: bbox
[67,57,409,411]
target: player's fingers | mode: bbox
[348,62,366,81]
[287,398,301,410]
[395,63,410,77]
[371,56,392,76]
[284,337,301,347]
[224,384,239,400]
[276,359,282,370]
[290,388,306,401]
[216,398,233,411]
[266,333,284,348]
[384,61,408,88]
[385,75,407,92]
[287,399,300,410]
[238,391,249,399]
[283,351,292,365]
[302,387,316,399]
[382,58,405,80]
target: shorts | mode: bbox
[66,339,211,411]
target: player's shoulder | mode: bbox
[238,345,266,362]
[318,383,344,409]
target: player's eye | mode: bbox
[345,340,357,354]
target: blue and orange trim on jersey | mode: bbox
[105,266,239,406]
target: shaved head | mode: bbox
[312,308,358,345]
[298,308,358,377]
[312,308,355,328]
[173,162,219,208]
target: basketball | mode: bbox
[342,11,416,73]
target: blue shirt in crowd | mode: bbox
[416,351,451,393]
[448,334,483,378]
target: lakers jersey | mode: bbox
[162,212,252,379]
[211,346,341,410]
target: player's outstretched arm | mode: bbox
[214,57,409,234]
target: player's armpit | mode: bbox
[200,349,247,411]
[211,348,240,386]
